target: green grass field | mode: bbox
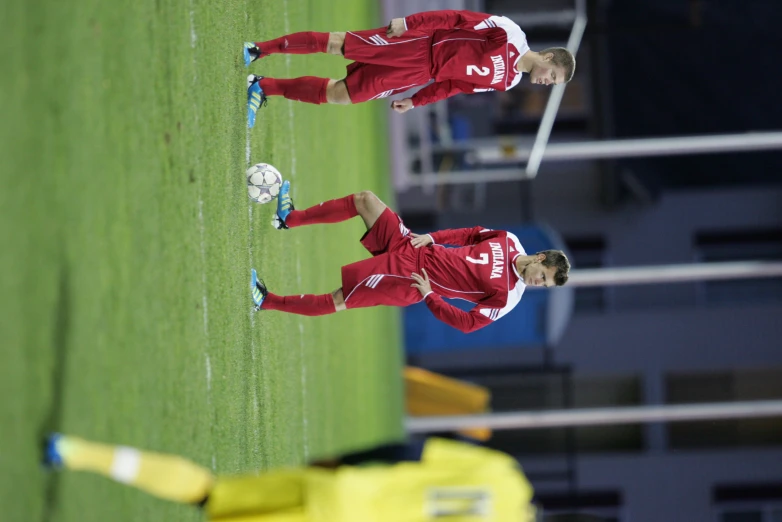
[1,1,403,520]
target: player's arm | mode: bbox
[392,81,476,113]
[401,10,494,32]
[411,270,493,334]
[422,226,489,247]
[408,80,477,109]
[424,294,493,334]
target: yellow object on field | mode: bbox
[208,438,535,522]
[404,366,492,441]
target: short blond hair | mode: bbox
[540,47,576,82]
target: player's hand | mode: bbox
[386,18,406,38]
[410,269,433,297]
[410,233,433,248]
[391,98,414,114]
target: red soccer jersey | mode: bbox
[421,227,527,333]
[403,10,530,107]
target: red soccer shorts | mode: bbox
[342,28,432,103]
[341,208,424,309]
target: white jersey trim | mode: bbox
[348,31,429,47]
[479,280,525,321]
[507,232,525,280]
[432,37,485,47]
[368,81,420,100]
[344,274,423,303]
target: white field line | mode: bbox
[282,0,310,462]
[247,163,261,451]
[189,3,211,406]
[189,1,217,463]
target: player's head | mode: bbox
[522,250,570,287]
[529,47,576,86]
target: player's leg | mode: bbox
[331,288,347,311]
[325,79,351,105]
[251,269,344,315]
[248,76,347,108]
[258,208,418,315]
[245,28,430,65]
[205,469,309,519]
[246,74,332,127]
[340,247,421,310]
[250,75,330,106]
[353,190,387,231]
[243,32,331,65]
[43,433,213,505]
[260,245,418,315]
[327,32,347,55]
[249,70,408,108]
[272,182,385,231]
[261,287,344,316]
[342,271,422,310]
[342,62,428,106]
[342,28,431,69]
[247,62,423,124]
[252,260,416,317]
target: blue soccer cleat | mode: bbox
[272,180,294,230]
[42,433,65,469]
[251,269,268,311]
[247,75,267,129]
[243,42,262,66]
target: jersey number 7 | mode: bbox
[466,253,489,264]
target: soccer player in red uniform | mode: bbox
[245,9,576,127]
[251,181,570,334]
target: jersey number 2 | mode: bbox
[466,253,489,264]
[466,65,490,76]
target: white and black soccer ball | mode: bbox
[246,163,283,204]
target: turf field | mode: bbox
[0,1,403,520]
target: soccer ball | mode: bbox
[246,163,283,204]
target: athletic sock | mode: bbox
[285,195,358,228]
[259,77,329,105]
[255,32,329,55]
[262,293,337,316]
